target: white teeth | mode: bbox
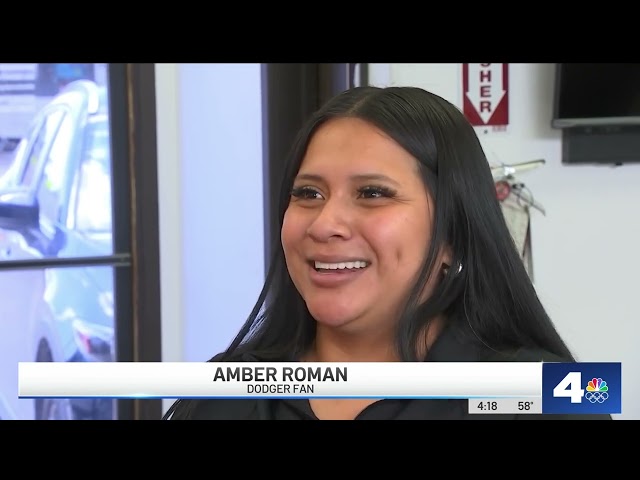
[314,261,368,270]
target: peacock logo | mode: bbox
[585,378,609,403]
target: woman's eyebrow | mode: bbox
[294,173,324,183]
[295,172,401,187]
[350,173,401,187]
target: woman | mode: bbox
[164,86,608,420]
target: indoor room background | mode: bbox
[155,63,639,420]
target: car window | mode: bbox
[20,108,65,189]
[0,137,27,189]
[70,116,112,233]
[20,127,43,186]
[36,110,73,235]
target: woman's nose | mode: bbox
[305,199,353,242]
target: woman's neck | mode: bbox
[305,325,399,363]
[304,315,446,363]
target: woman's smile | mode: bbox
[281,116,433,331]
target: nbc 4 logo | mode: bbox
[553,372,609,403]
[542,363,621,414]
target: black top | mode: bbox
[164,322,612,420]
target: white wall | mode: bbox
[155,64,183,366]
[369,63,640,420]
[155,64,265,375]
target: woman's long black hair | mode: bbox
[164,86,574,418]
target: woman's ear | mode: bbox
[439,245,453,275]
[418,245,455,304]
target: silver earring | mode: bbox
[444,262,463,276]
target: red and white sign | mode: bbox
[462,63,509,127]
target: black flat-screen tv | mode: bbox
[552,63,640,129]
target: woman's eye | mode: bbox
[357,186,396,199]
[291,186,323,200]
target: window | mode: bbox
[0,63,161,420]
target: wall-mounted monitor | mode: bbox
[552,63,640,129]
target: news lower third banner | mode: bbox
[18,361,622,415]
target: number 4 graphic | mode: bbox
[553,371,585,403]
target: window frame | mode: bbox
[110,63,162,421]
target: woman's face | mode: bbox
[281,117,434,334]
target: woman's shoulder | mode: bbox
[166,398,264,420]
[163,349,272,420]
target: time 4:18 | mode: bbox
[477,401,498,410]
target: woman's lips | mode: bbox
[308,261,369,287]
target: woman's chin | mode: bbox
[307,306,359,329]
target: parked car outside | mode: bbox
[0,80,115,420]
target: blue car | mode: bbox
[0,80,115,420]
